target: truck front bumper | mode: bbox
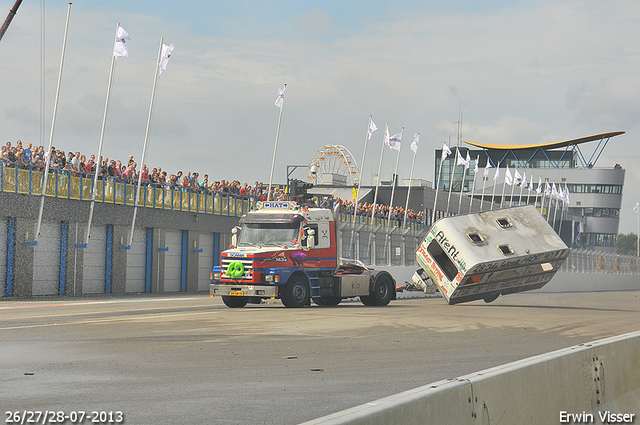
[210,283,278,298]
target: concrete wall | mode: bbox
[1,192,239,297]
[303,330,640,424]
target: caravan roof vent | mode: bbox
[496,218,513,229]
[466,232,485,245]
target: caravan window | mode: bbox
[427,240,458,281]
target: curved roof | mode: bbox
[461,131,625,150]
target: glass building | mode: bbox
[435,132,626,252]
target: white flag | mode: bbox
[564,184,570,205]
[484,159,491,177]
[274,86,286,109]
[529,176,535,191]
[552,183,558,198]
[505,166,513,186]
[368,120,378,141]
[114,26,131,57]
[464,152,471,170]
[493,164,500,181]
[536,177,543,193]
[474,155,479,173]
[456,149,467,167]
[159,43,174,75]
[386,130,402,151]
[411,134,419,154]
[544,181,551,195]
[441,143,452,160]
[520,172,527,189]
[514,169,522,185]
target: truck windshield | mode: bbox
[239,223,299,247]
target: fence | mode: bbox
[0,164,257,217]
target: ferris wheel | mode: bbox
[306,145,359,185]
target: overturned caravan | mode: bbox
[414,205,570,305]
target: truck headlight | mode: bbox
[212,271,221,280]
[265,274,274,282]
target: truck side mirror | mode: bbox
[231,226,240,248]
[305,228,315,250]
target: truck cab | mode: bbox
[210,201,396,308]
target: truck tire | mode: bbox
[361,273,393,307]
[281,274,310,308]
[483,293,499,303]
[312,296,341,307]
[222,296,248,308]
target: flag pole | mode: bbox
[468,155,478,213]
[431,143,448,225]
[403,133,418,228]
[490,163,500,211]
[518,172,525,205]
[386,127,403,229]
[446,147,458,214]
[500,165,509,209]
[370,123,387,228]
[85,22,121,247]
[350,115,373,258]
[127,37,163,248]
[636,200,639,257]
[508,169,517,208]
[34,2,72,244]
[457,150,468,215]
[267,83,286,201]
[552,182,560,230]
[479,170,488,212]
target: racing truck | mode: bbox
[210,201,396,308]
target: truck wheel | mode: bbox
[483,293,499,303]
[281,274,310,308]
[222,296,248,308]
[312,296,341,307]
[363,273,393,307]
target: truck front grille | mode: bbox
[221,257,253,280]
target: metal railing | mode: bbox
[0,164,257,217]
[560,247,640,275]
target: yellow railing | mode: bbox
[0,165,257,217]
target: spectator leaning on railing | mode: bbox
[0,139,426,224]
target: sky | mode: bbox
[1,0,640,233]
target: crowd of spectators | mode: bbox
[1,139,425,224]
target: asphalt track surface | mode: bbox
[1,290,640,424]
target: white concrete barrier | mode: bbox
[303,330,640,424]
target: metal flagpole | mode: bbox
[636,201,639,257]
[403,133,418,228]
[508,168,517,208]
[552,182,560,230]
[267,83,286,201]
[446,147,459,214]
[350,116,373,257]
[386,127,403,229]
[34,2,72,244]
[370,123,387,228]
[85,22,121,247]
[468,155,478,213]
[127,37,164,248]
[480,157,491,212]
[518,171,525,205]
[431,143,449,225]
[490,163,500,211]
[500,165,509,209]
[457,150,469,215]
